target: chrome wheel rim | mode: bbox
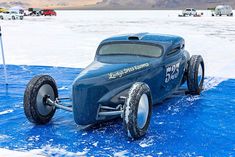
[137,94,149,129]
[36,84,55,116]
[198,64,203,86]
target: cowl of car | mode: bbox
[23,33,205,139]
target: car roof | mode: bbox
[100,33,184,52]
[216,5,232,8]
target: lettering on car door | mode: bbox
[165,62,180,83]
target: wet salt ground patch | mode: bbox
[0,65,235,156]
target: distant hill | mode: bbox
[0,0,97,9]
[83,0,235,10]
[0,1,28,8]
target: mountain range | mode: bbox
[0,0,99,9]
[85,0,235,10]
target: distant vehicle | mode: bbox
[182,8,197,16]
[212,5,233,16]
[178,8,202,17]
[0,11,24,20]
[0,8,8,13]
[28,8,41,16]
[9,6,24,15]
[41,9,56,16]
[24,10,31,16]
[23,33,205,139]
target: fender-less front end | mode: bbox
[72,61,152,125]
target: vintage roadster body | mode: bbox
[24,33,205,139]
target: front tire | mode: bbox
[123,82,152,139]
[187,55,205,95]
[24,75,58,124]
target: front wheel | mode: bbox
[187,55,205,95]
[24,75,58,124]
[12,16,15,20]
[123,82,152,139]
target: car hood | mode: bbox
[76,60,150,81]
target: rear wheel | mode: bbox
[0,16,3,20]
[123,82,152,139]
[187,55,205,95]
[24,75,58,124]
[12,16,15,20]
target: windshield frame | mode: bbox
[96,41,164,58]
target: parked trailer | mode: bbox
[212,5,233,16]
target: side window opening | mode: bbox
[167,45,182,56]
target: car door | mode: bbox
[162,45,186,97]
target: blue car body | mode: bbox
[72,33,190,125]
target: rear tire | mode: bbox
[12,16,15,20]
[187,55,205,95]
[123,82,152,139]
[24,75,58,124]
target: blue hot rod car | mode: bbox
[24,33,205,139]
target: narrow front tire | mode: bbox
[24,75,58,124]
[123,82,152,139]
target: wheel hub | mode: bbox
[198,64,203,86]
[36,84,55,116]
[137,94,149,129]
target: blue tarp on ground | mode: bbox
[0,65,235,156]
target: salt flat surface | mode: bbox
[0,65,234,156]
[0,10,235,78]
